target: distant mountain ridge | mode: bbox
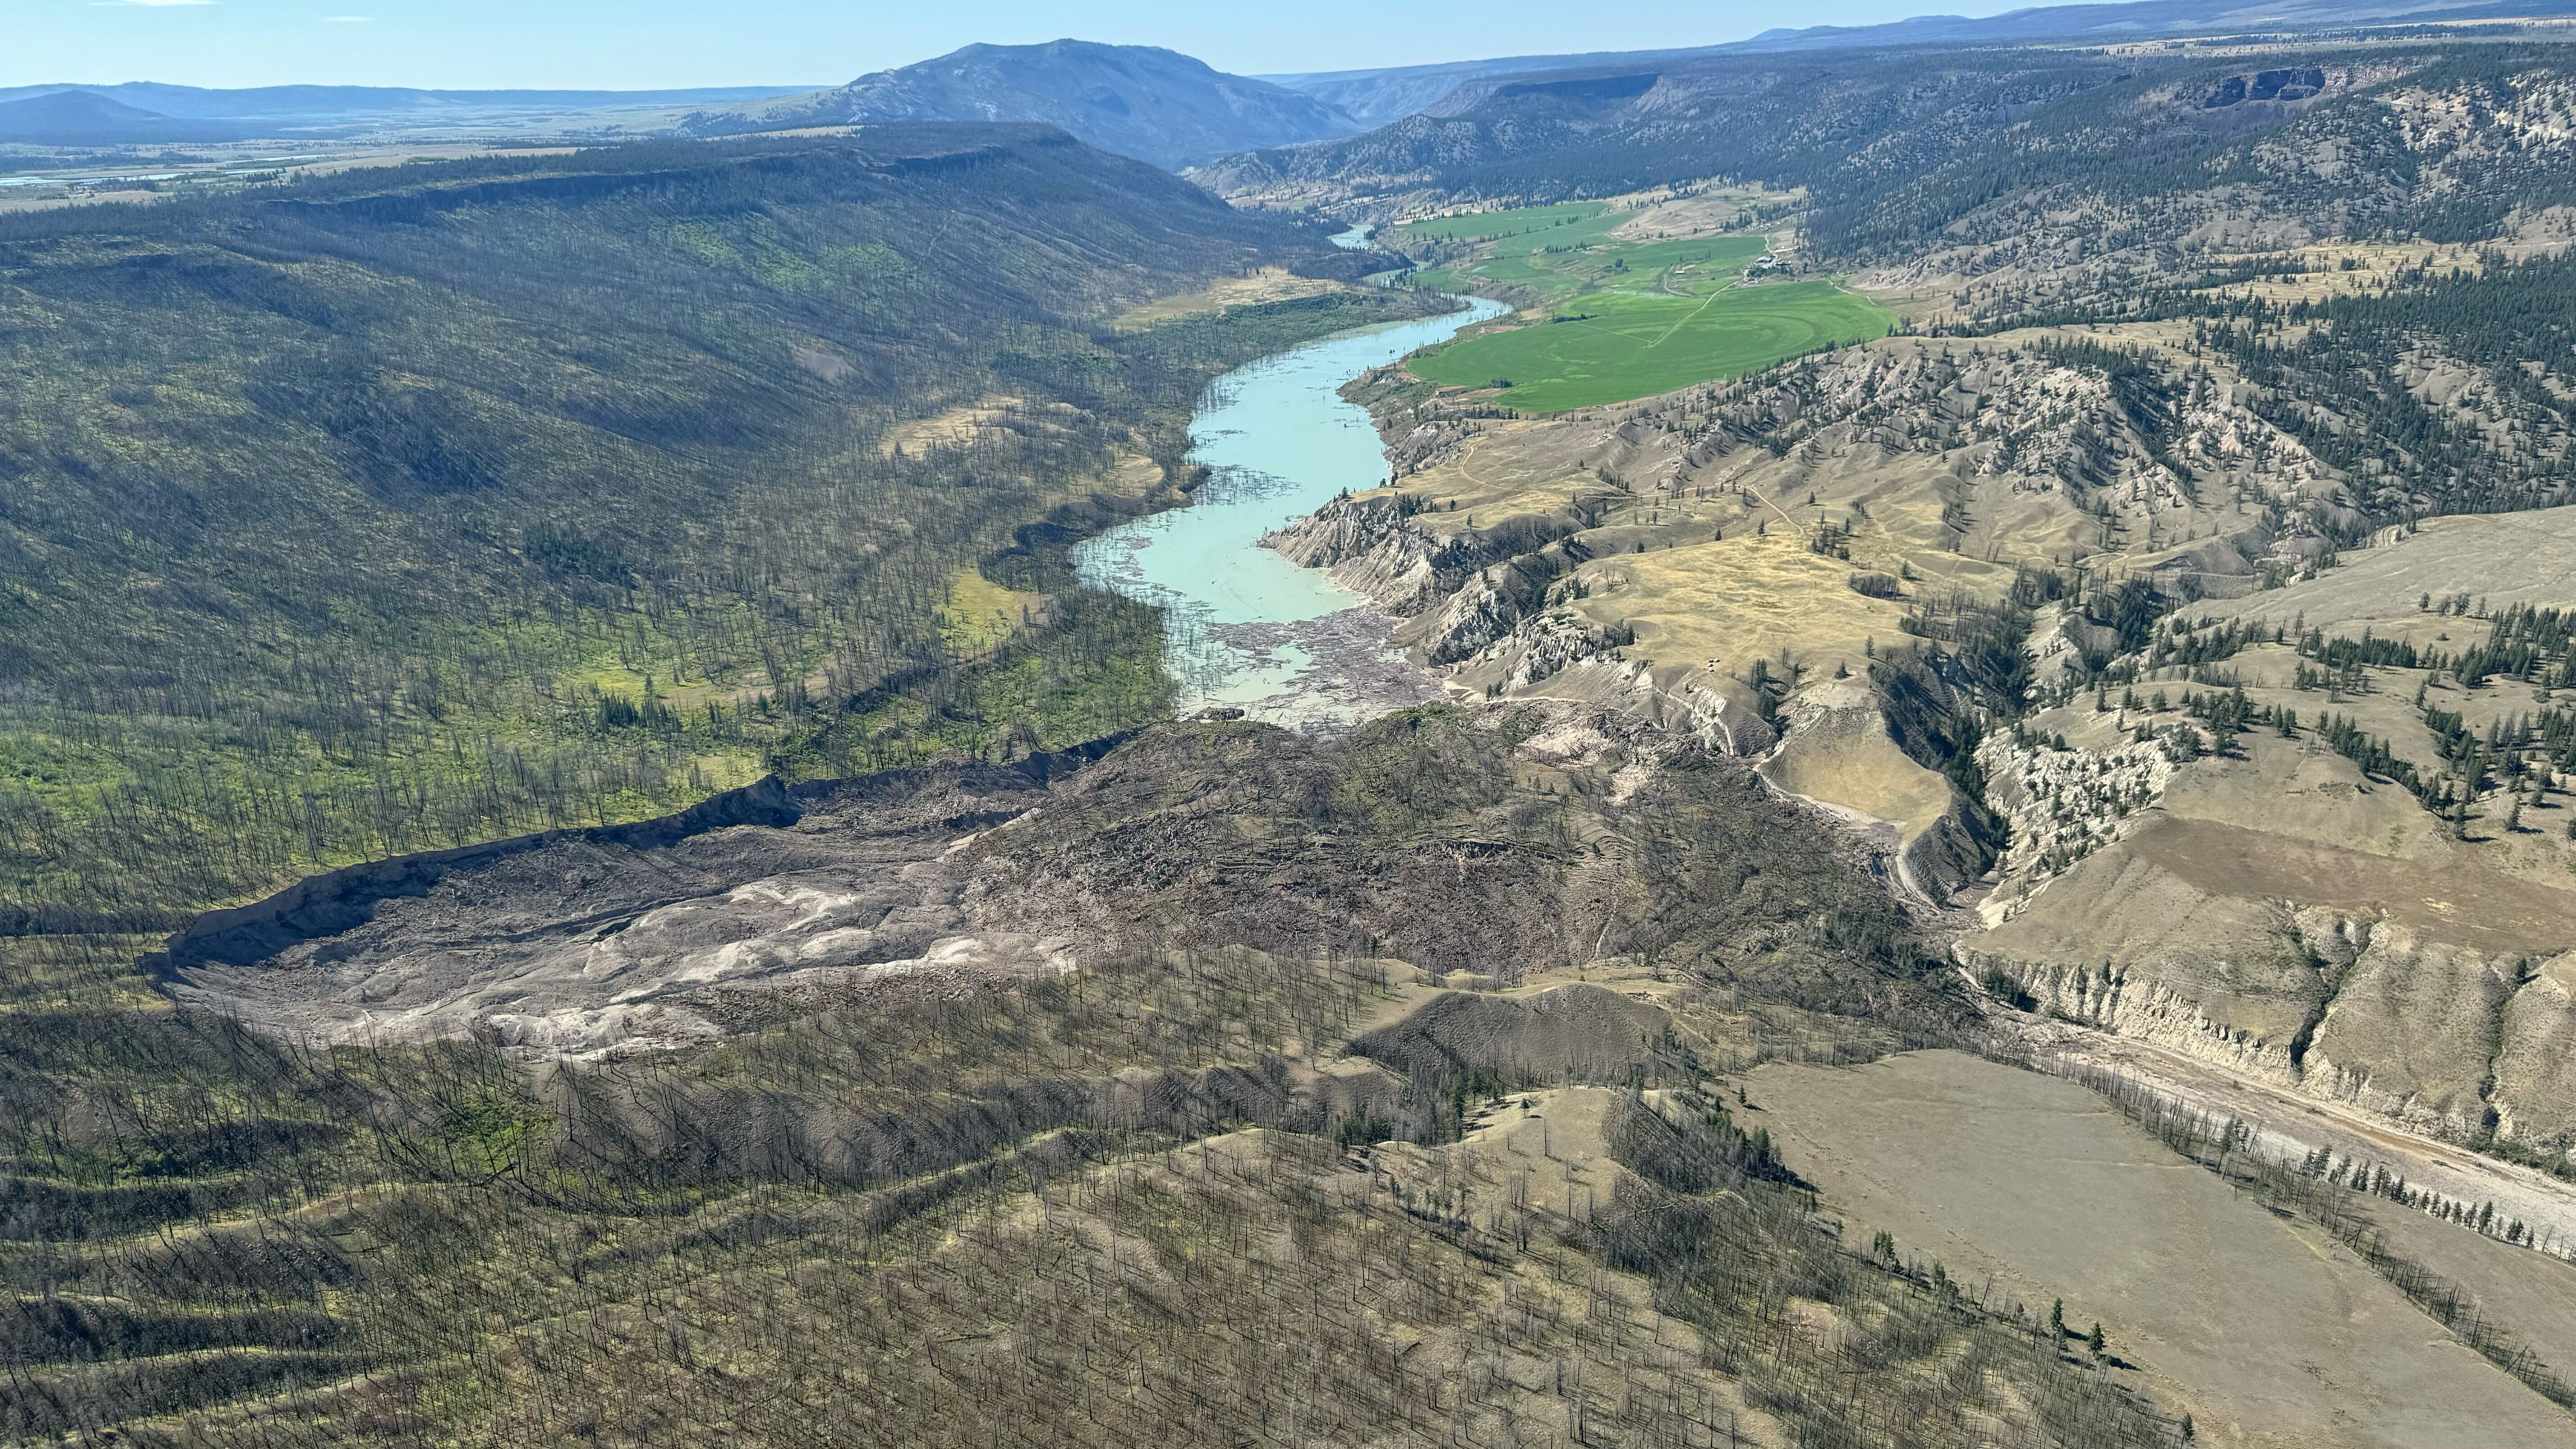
[1258,0,2576,126]
[1736,0,2576,50]
[0,90,249,145]
[683,40,1361,170]
[0,82,816,122]
[1260,47,1748,127]
[0,82,820,147]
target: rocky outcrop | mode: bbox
[2025,606,2125,698]
[1262,492,1576,624]
[2301,924,2518,1142]
[1959,839,2332,1085]
[1412,568,1532,664]
[1961,941,2323,1086]
[1971,888,2575,1150]
[1265,497,1583,664]
[1474,608,1625,689]
[1417,549,1588,668]
[1667,672,1776,757]
[1265,494,1468,615]
[2495,953,2576,1159]
[1379,412,1480,475]
[1977,728,2178,916]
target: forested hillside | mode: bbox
[4,708,2191,1448]
[1205,39,2576,271]
[1212,38,2576,520]
[1199,47,2171,217]
[0,126,1434,926]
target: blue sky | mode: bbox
[3,0,2031,90]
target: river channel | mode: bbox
[1072,245,1506,729]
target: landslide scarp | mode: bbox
[154,749,1111,1057]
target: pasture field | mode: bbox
[1470,232,1762,298]
[1392,199,1890,409]
[1394,201,1619,246]
[1414,278,1894,410]
[1398,203,1639,303]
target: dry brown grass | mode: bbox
[1111,267,1358,329]
[1752,1049,2576,1449]
[876,394,1035,456]
[1759,685,1957,846]
[1584,529,1911,680]
[1605,188,1789,244]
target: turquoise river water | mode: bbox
[1072,245,1506,728]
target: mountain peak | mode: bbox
[0,87,248,144]
[686,40,1357,170]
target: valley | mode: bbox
[0,127,1446,927]
[15,9,2576,1448]
[1071,275,1502,728]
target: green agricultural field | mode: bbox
[1392,200,1892,409]
[1394,202,1619,246]
[1415,279,1895,411]
[1396,204,1636,302]
[1467,233,1765,301]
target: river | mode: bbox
[1072,238,1507,729]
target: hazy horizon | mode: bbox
[4,0,2035,92]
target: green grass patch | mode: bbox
[1613,234,1769,276]
[1394,202,1613,246]
[1400,204,1650,305]
[1483,234,1770,304]
[1394,202,1888,409]
[1463,251,1592,301]
[1415,280,1894,411]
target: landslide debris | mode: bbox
[166,705,1947,1061]
[155,754,1102,1057]
[6,707,2219,1449]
